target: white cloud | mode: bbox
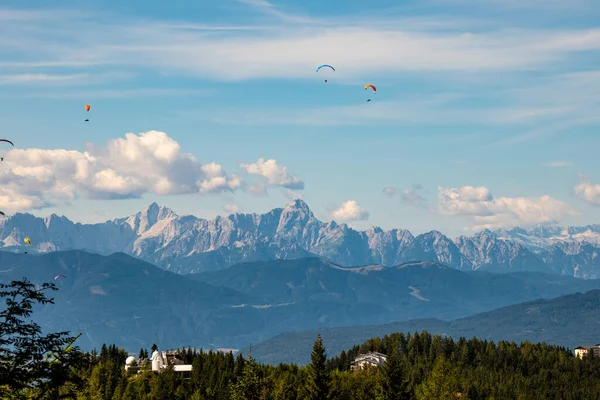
[574,174,600,206]
[81,27,600,80]
[239,158,304,190]
[401,185,428,208]
[3,8,600,81]
[0,131,243,211]
[0,88,211,99]
[223,204,242,214]
[330,200,370,222]
[282,188,304,200]
[0,73,86,84]
[0,72,132,86]
[542,160,573,167]
[383,187,397,196]
[437,185,578,229]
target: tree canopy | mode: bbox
[4,277,600,399]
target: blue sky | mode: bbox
[1,0,600,237]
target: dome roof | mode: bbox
[126,356,136,365]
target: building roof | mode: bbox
[354,351,387,359]
[575,346,594,350]
[351,351,388,365]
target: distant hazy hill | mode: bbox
[3,200,600,277]
[3,251,599,355]
[187,257,600,322]
[246,289,600,365]
[0,250,263,351]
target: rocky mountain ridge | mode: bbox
[2,199,600,277]
[3,251,600,352]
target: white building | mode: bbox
[350,351,388,371]
[575,344,600,359]
[124,349,193,377]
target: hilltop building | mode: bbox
[575,345,600,359]
[124,349,192,378]
[350,351,388,371]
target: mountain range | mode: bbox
[246,288,600,365]
[2,250,600,353]
[2,199,600,277]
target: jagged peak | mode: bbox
[473,228,497,239]
[417,230,447,240]
[368,226,383,233]
[282,199,312,214]
[276,199,315,233]
[139,202,175,218]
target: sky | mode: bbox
[1,0,600,237]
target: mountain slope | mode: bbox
[187,257,600,321]
[247,289,600,365]
[3,200,600,277]
[3,251,600,356]
[0,250,266,350]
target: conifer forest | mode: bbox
[3,279,600,400]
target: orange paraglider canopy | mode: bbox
[85,104,91,111]
[364,84,376,93]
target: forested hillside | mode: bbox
[4,278,600,400]
[6,333,600,399]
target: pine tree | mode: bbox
[151,343,158,353]
[150,363,180,399]
[379,347,411,400]
[416,355,459,400]
[306,334,330,400]
[0,278,84,398]
[87,363,108,400]
[230,354,264,400]
[100,344,108,361]
[234,353,246,379]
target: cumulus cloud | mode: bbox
[574,174,600,206]
[0,131,243,211]
[239,158,304,191]
[383,187,397,196]
[282,188,304,200]
[437,185,578,229]
[330,200,370,222]
[223,204,242,214]
[401,184,428,208]
[543,160,573,167]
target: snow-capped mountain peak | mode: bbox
[2,201,600,278]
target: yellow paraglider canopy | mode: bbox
[364,84,376,93]
[24,237,31,245]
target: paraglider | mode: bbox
[0,139,14,161]
[364,84,376,93]
[23,237,31,254]
[365,84,376,102]
[316,64,335,82]
[54,274,66,280]
[85,104,90,121]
